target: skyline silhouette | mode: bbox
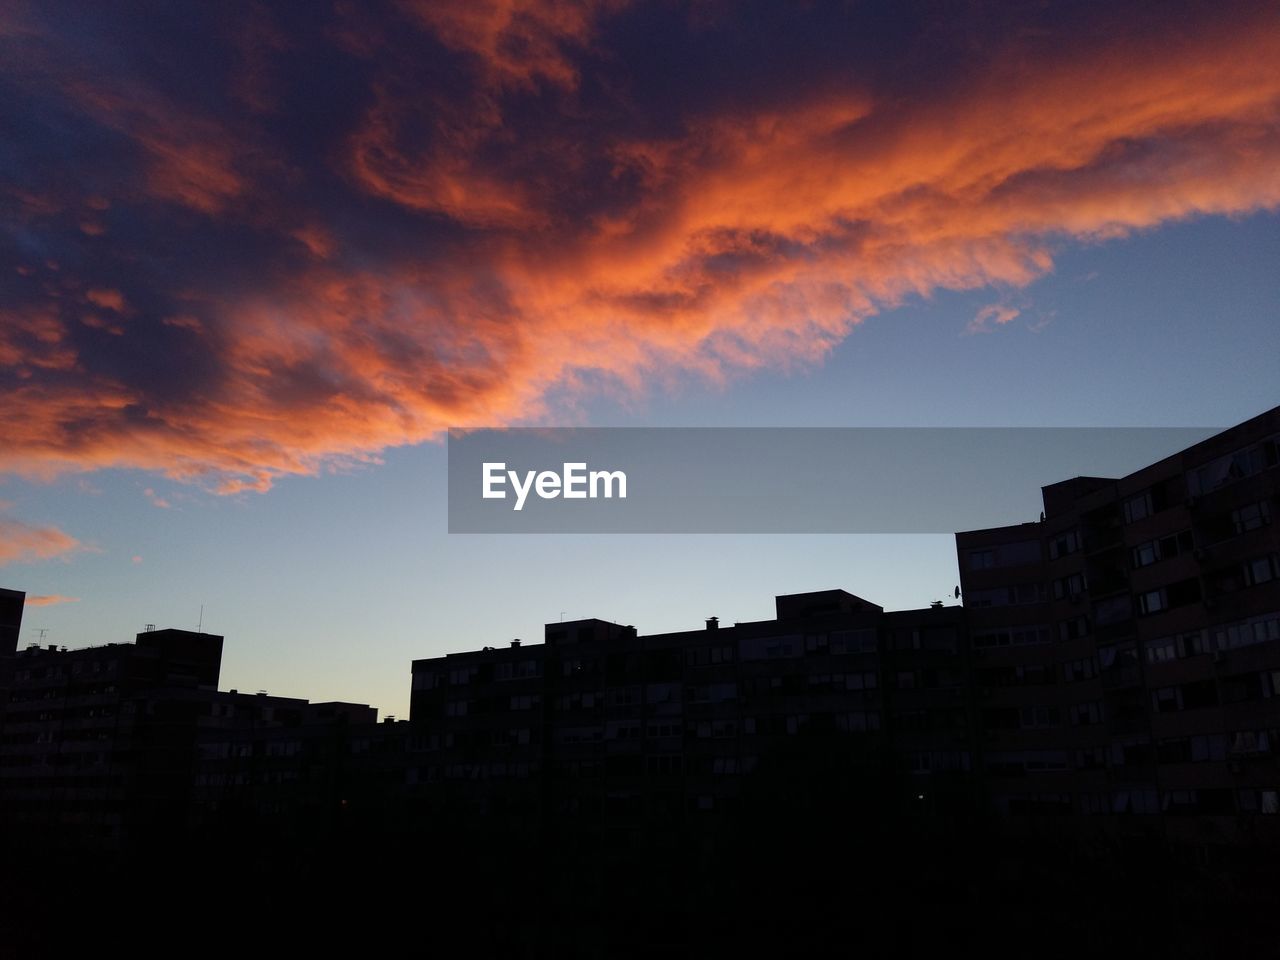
[3,3,1280,952]
[3,2,1280,722]
[4,404,1280,954]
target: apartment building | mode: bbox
[407,589,978,852]
[0,624,381,853]
[957,405,1280,843]
[0,587,22,719]
[0,627,224,850]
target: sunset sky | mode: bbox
[2,1,1278,717]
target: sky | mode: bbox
[2,1,1279,718]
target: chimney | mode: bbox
[706,617,719,631]
[511,639,522,648]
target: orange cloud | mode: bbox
[143,488,171,509]
[1,3,1279,493]
[0,517,87,565]
[967,304,1023,335]
[25,594,80,607]
[402,0,619,91]
[86,288,126,311]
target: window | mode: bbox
[1062,658,1097,682]
[1138,589,1166,616]
[1212,613,1280,652]
[974,625,1053,648]
[1048,530,1080,560]
[1052,573,1087,600]
[1152,687,1180,713]
[969,541,1040,569]
[1075,748,1108,770]
[495,659,541,681]
[1232,501,1271,534]
[686,682,737,703]
[1132,541,1160,568]
[967,583,1045,608]
[1244,555,1280,587]
[607,686,640,707]
[1019,705,1060,729]
[1059,617,1091,641]
[829,629,877,654]
[1228,730,1271,756]
[838,710,879,732]
[608,722,641,740]
[1112,789,1159,814]
[1094,595,1132,625]
[1069,701,1102,726]
[686,646,735,666]
[1122,491,1153,524]
[845,672,878,690]
[1188,440,1275,495]
[1131,531,1194,569]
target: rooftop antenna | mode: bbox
[198,604,204,634]
[559,611,567,622]
[34,628,49,642]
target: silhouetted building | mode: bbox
[0,627,223,850]
[403,406,1280,853]
[3,405,1279,867]
[0,624,382,854]
[408,589,979,853]
[191,693,382,845]
[0,587,22,720]
[957,405,1280,844]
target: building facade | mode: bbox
[0,625,380,853]
[957,405,1280,843]
[407,590,980,852]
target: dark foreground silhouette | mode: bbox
[3,727,1277,959]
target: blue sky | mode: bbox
[6,210,1277,718]
[5,3,1280,718]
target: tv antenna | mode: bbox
[198,604,204,634]
[34,627,49,642]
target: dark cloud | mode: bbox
[1,0,1278,490]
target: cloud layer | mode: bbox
[0,516,85,565]
[24,594,79,607]
[2,1,1279,491]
